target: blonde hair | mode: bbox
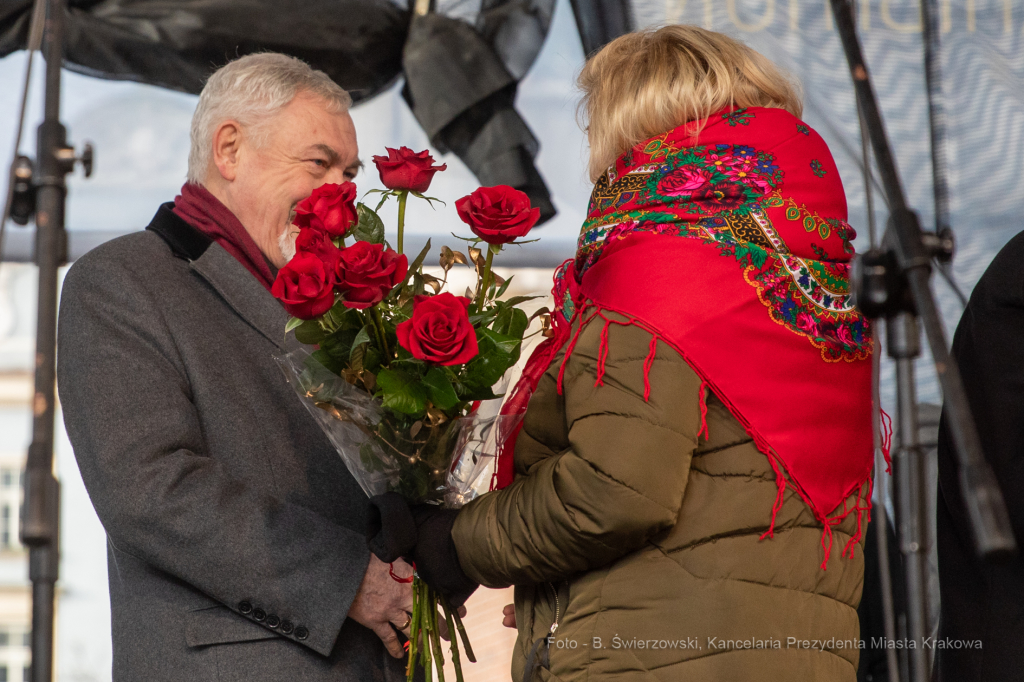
[578,25,802,181]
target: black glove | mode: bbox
[366,492,417,563]
[409,504,479,608]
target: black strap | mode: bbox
[522,635,550,682]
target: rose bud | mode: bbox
[294,182,358,237]
[371,147,447,193]
[334,241,409,309]
[294,227,340,262]
[271,252,336,319]
[455,185,540,245]
[396,293,478,366]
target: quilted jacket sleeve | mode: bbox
[452,311,704,587]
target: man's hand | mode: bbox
[348,555,414,658]
[503,603,516,629]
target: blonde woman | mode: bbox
[400,25,875,681]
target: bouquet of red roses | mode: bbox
[272,147,544,682]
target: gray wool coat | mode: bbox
[57,204,407,681]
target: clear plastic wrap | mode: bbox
[277,347,522,508]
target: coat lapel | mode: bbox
[191,243,290,350]
[145,202,290,350]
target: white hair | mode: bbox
[187,53,352,183]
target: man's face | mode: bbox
[220,92,360,268]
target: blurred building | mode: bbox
[0,263,36,682]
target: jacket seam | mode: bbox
[693,437,755,456]
[569,410,698,443]
[559,445,684,523]
[685,467,777,482]
[658,537,863,610]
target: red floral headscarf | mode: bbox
[497,107,882,568]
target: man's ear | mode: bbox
[211,121,243,182]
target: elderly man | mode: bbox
[57,53,415,681]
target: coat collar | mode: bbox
[146,204,289,350]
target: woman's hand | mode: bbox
[502,603,516,629]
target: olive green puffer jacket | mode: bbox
[452,311,866,681]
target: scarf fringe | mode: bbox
[557,301,873,570]
[697,380,709,440]
[759,451,787,542]
[643,337,659,402]
[880,409,894,473]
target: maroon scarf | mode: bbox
[172,183,276,290]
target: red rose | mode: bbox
[271,253,336,319]
[294,182,358,237]
[455,185,540,245]
[371,147,447,193]
[334,241,409,309]
[396,293,478,366]
[294,226,340,262]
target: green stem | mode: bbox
[441,598,465,682]
[407,578,422,682]
[370,306,391,360]
[422,584,433,682]
[450,601,476,663]
[430,589,446,682]
[474,248,495,309]
[397,191,408,255]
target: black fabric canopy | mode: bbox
[0,0,587,223]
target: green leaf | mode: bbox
[502,294,542,308]
[494,276,513,299]
[360,441,383,473]
[408,239,432,275]
[372,190,395,212]
[353,203,386,244]
[350,342,366,372]
[294,319,326,346]
[353,324,372,347]
[423,367,460,411]
[491,306,514,336]
[459,384,500,401]
[469,309,499,328]
[350,325,372,359]
[479,327,520,356]
[376,368,428,416]
[400,240,433,296]
[319,300,353,334]
[507,307,530,340]
[364,347,384,373]
[462,329,515,389]
[311,349,344,375]
[285,317,304,333]
[321,328,358,361]
[409,191,446,208]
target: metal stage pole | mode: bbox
[828,1,1017,680]
[887,313,929,682]
[19,0,78,679]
